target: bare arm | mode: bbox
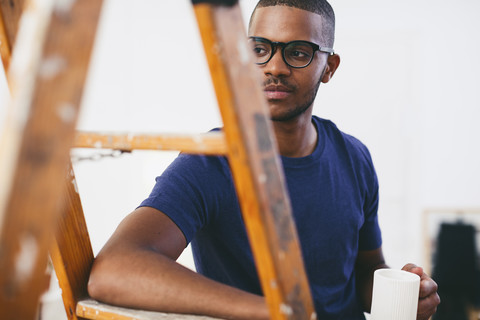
[355,247,388,312]
[88,206,269,320]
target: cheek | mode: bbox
[311,57,329,83]
[297,70,323,92]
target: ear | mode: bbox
[321,53,340,83]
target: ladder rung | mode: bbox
[76,299,222,320]
[74,131,227,155]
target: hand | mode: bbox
[402,263,440,320]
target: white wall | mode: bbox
[1,0,479,310]
[69,0,480,269]
[323,0,480,268]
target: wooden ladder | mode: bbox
[0,1,315,319]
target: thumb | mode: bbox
[402,263,423,277]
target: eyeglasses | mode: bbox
[248,36,335,69]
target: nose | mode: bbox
[262,48,291,77]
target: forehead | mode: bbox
[249,6,324,43]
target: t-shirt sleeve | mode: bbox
[354,141,382,251]
[358,169,382,250]
[138,154,224,244]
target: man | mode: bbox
[88,1,440,319]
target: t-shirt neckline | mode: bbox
[281,116,326,168]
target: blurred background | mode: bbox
[0,0,479,318]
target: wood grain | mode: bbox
[0,3,12,71]
[193,3,316,320]
[50,165,94,320]
[74,131,227,155]
[0,0,103,319]
[0,0,25,49]
[77,299,222,320]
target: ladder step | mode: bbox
[76,299,222,320]
[74,131,227,155]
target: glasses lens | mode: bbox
[249,38,272,64]
[284,41,314,68]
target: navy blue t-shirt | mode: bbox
[140,116,382,319]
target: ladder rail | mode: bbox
[193,1,315,319]
[0,0,104,319]
[73,131,227,155]
[50,165,94,320]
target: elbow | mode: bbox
[87,272,101,301]
[87,258,113,302]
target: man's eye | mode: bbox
[290,50,309,58]
[253,46,269,57]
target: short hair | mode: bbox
[250,0,335,48]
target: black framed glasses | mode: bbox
[248,36,334,69]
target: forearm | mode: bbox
[355,248,388,313]
[356,262,388,312]
[88,246,269,320]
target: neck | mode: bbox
[273,115,318,158]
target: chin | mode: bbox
[270,114,300,122]
[270,107,311,122]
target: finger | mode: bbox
[402,263,424,277]
[401,264,437,298]
[417,292,440,320]
[419,276,438,298]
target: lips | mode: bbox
[264,84,293,100]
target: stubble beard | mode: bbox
[270,76,322,122]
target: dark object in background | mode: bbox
[432,222,480,320]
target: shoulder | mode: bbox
[313,116,377,186]
[164,153,231,185]
[313,116,374,164]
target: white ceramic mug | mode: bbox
[370,268,420,320]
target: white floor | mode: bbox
[40,297,67,320]
[39,275,67,320]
